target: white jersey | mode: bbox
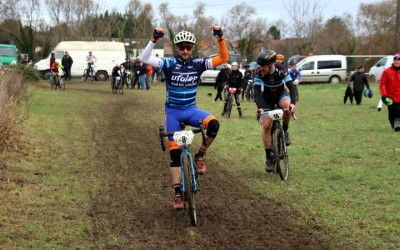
[86,55,97,63]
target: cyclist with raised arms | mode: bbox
[140,26,228,210]
[254,50,296,172]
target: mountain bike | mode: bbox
[225,87,237,118]
[245,80,254,102]
[50,71,65,90]
[124,71,133,89]
[83,63,96,81]
[112,76,123,95]
[260,108,296,180]
[159,120,207,226]
[55,71,65,90]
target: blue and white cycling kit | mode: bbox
[140,41,217,149]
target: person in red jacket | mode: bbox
[379,53,400,131]
[145,64,152,90]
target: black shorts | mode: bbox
[388,102,400,122]
[257,87,290,111]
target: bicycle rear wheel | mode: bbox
[50,79,56,90]
[273,128,289,180]
[182,154,197,226]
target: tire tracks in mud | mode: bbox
[83,87,334,249]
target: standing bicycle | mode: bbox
[84,50,97,81]
[140,26,228,210]
[221,62,244,118]
[160,120,206,225]
[254,50,296,173]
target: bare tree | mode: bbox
[283,0,326,54]
[357,0,396,54]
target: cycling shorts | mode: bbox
[165,106,215,150]
[258,88,290,112]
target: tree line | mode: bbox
[0,0,398,69]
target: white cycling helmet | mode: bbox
[293,79,299,85]
[174,31,196,45]
[231,62,239,67]
[55,59,61,64]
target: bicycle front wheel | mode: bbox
[118,81,123,95]
[273,128,289,180]
[227,95,234,118]
[59,78,65,90]
[112,81,117,94]
[182,154,197,226]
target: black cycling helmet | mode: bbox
[125,57,130,60]
[244,64,250,68]
[257,50,277,66]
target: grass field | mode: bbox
[0,80,399,248]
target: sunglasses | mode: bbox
[177,44,194,51]
[394,56,400,60]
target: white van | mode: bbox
[296,55,347,83]
[34,41,126,81]
[368,56,393,82]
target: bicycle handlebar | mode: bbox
[159,120,207,152]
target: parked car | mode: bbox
[296,55,347,83]
[200,52,242,85]
[288,55,308,68]
[368,55,393,82]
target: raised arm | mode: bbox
[210,26,229,68]
[140,28,164,68]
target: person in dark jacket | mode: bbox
[133,57,141,89]
[61,51,73,81]
[111,64,122,89]
[121,57,131,88]
[221,62,244,117]
[242,64,253,100]
[214,62,231,102]
[348,65,370,105]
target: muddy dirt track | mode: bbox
[74,83,334,249]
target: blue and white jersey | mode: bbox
[160,56,213,110]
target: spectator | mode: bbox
[214,62,231,102]
[276,54,285,67]
[133,57,141,89]
[139,62,147,90]
[151,54,161,82]
[61,51,73,81]
[242,64,253,100]
[50,52,55,69]
[348,65,370,105]
[146,64,152,90]
[289,65,302,102]
[379,53,400,131]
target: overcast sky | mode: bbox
[100,0,380,23]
